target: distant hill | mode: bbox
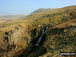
[30,8,55,15]
[0,14,26,20]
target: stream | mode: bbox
[35,26,48,47]
[18,26,48,57]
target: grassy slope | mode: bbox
[23,5,76,57]
[0,5,76,57]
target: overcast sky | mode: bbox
[0,0,76,16]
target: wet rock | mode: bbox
[12,42,16,49]
[5,32,9,35]
[9,30,13,33]
[4,36,9,42]
[60,28,64,31]
[7,42,16,51]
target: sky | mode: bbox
[0,0,76,16]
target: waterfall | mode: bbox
[35,27,48,46]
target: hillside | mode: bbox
[0,15,25,20]
[30,8,55,15]
[0,5,76,57]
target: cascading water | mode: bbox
[35,27,48,46]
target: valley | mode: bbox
[0,5,76,57]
